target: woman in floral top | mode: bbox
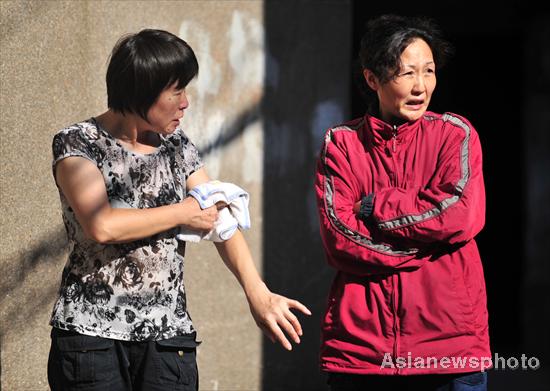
[48,29,311,391]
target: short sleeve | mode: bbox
[52,126,99,181]
[177,130,203,179]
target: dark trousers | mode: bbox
[48,327,199,391]
[327,371,488,391]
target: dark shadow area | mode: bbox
[263,0,549,390]
[0,226,66,298]
[0,226,66,388]
[261,2,351,390]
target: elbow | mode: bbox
[85,221,116,244]
[462,203,485,240]
[445,197,485,243]
[447,215,485,244]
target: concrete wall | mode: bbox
[0,1,351,390]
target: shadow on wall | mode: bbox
[0,226,66,385]
[198,104,260,158]
[261,2,352,390]
[0,226,66,323]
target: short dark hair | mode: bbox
[106,29,199,120]
[355,14,453,112]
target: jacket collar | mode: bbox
[363,112,426,147]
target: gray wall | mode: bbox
[0,1,351,390]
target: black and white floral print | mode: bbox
[50,118,202,341]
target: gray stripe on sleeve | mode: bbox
[322,121,418,256]
[377,113,471,231]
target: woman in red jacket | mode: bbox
[315,14,491,390]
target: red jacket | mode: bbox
[315,112,491,375]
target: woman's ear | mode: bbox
[363,69,379,91]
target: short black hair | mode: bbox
[106,29,199,120]
[355,14,453,112]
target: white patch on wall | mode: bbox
[228,10,265,96]
[188,110,225,179]
[179,21,221,105]
[242,119,264,183]
[178,14,265,183]
[178,21,224,178]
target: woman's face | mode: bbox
[146,82,189,134]
[364,38,436,124]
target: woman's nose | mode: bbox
[180,91,189,109]
[412,76,426,94]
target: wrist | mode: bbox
[244,280,269,302]
[177,197,199,226]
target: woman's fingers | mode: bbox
[181,197,220,231]
[353,200,361,213]
[284,308,303,337]
[278,316,301,345]
[270,297,311,347]
[288,299,312,316]
[215,201,228,210]
[265,318,293,351]
[248,289,312,351]
[199,205,218,230]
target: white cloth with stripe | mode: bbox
[176,180,251,242]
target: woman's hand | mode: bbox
[353,199,361,214]
[246,282,312,351]
[179,197,219,231]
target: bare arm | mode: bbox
[185,170,312,351]
[55,157,217,244]
[214,233,311,351]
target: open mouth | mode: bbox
[405,100,424,110]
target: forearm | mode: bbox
[214,230,266,296]
[316,169,423,274]
[90,203,184,244]
[368,170,486,244]
[214,230,311,351]
[368,119,485,244]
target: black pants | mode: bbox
[327,371,488,391]
[48,328,199,391]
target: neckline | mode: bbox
[365,112,424,137]
[91,117,166,157]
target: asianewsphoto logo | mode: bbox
[380,352,541,372]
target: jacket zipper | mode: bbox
[391,125,400,187]
[391,125,400,373]
[392,125,397,153]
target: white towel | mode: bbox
[176,181,251,242]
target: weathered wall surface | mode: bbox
[0,1,265,390]
[1,1,351,390]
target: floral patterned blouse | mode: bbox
[50,118,203,341]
